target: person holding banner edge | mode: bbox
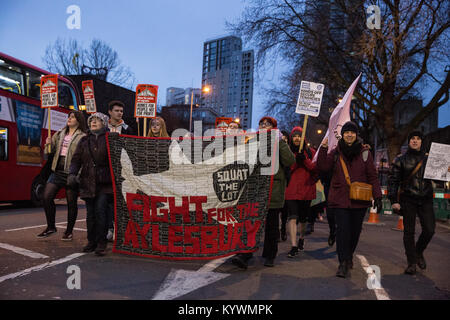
[231,116,295,268]
[68,112,113,256]
[317,121,382,278]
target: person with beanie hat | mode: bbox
[388,130,436,275]
[317,121,382,278]
[69,112,113,256]
[284,126,318,258]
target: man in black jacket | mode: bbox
[388,130,435,275]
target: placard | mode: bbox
[424,142,450,182]
[295,81,324,117]
[40,74,58,108]
[82,80,97,114]
[134,84,158,118]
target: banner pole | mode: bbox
[299,115,308,153]
[143,118,147,137]
[47,108,51,153]
[137,118,140,136]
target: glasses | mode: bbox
[259,121,273,127]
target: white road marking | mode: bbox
[0,253,86,284]
[356,254,391,300]
[152,256,231,300]
[4,219,86,232]
[0,243,49,259]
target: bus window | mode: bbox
[0,59,24,95]
[58,82,78,110]
[0,127,8,161]
[27,71,42,100]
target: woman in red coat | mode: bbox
[285,127,318,258]
[317,121,382,278]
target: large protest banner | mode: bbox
[107,131,277,260]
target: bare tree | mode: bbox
[229,0,449,161]
[43,38,136,89]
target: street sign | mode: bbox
[295,80,324,117]
[82,80,97,114]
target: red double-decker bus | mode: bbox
[0,52,81,205]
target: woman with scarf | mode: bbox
[317,121,382,278]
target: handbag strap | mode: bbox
[397,158,425,202]
[339,156,352,186]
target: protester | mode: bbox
[227,120,242,134]
[68,112,112,256]
[105,100,133,241]
[37,111,87,240]
[279,130,290,242]
[319,171,336,246]
[231,116,295,268]
[284,127,317,258]
[317,121,382,278]
[107,100,133,134]
[388,130,436,275]
[147,116,169,137]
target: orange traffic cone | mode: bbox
[366,206,380,224]
[392,216,404,231]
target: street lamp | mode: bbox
[190,86,211,133]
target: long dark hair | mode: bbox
[63,110,87,133]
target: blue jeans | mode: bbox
[85,193,113,245]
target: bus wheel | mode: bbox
[31,177,45,207]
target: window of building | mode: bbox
[0,127,8,161]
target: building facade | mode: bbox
[201,35,254,130]
[160,104,219,135]
[166,87,201,106]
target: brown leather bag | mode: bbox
[340,156,373,202]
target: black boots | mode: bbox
[404,264,417,275]
[416,253,427,270]
[232,253,252,270]
[336,261,351,278]
[328,233,336,246]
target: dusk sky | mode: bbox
[1,0,448,129]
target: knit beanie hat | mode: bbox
[290,126,303,138]
[407,130,423,143]
[87,112,108,127]
[341,121,359,136]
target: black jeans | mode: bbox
[401,198,435,264]
[85,193,112,245]
[262,209,280,259]
[327,207,336,236]
[279,203,288,233]
[334,208,366,264]
[43,171,78,233]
